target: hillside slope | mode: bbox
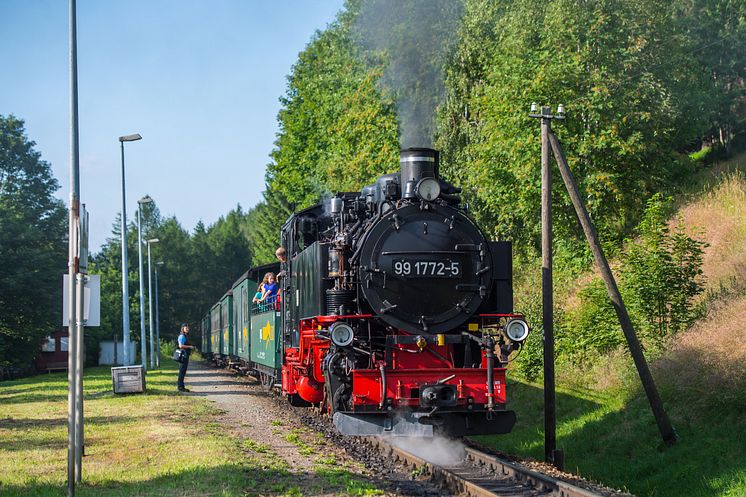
[654,156,746,409]
[476,152,746,497]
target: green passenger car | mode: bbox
[201,312,211,355]
[210,303,222,357]
[250,306,282,372]
[246,262,282,384]
[231,272,255,362]
[220,290,233,357]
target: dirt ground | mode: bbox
[184,360,445,496]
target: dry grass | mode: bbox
[653,293,746,409]
[651,159,746,408]
[677,170,746,298]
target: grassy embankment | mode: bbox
[476,153,746,497]
[0,358,382,497]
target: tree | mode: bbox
[0,115,67,374]
[437,0,714,255]
[266,5,399,211]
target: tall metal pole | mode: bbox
[547,130,677,445]
[118,133,141,364]
[74,272,85,482]
[540,106,559,467]
[147,241,156,369]
[120,143,131,366]
[154,263,162,368]
[67,0,80,493]
[137,206,147,371]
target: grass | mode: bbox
[0,361,253,496]
[475,375,746,497]
[284,429,316,456]
[0,360,386,497]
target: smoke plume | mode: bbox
[354,0,463,148]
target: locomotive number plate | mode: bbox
[392,259,461,278]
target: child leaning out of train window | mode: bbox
[260,272,278,304]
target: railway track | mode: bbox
[231,364,626,497]
[367,437,613,497]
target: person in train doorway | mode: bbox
[177,323,196,392]
[275,247,288,309]
[275,247,287,279]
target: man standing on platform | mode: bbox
[177,323,196,392]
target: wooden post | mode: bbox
[540,108,559,466]
[548,130,677,445]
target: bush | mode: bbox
[622,194,707,337]
[564,194,707,363]
[160,339,176,359]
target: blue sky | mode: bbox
[0,0,345,251]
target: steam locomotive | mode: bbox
[203,148,529,438]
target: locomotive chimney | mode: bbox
[400,148,439,199]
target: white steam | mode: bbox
[354,0,463,148]
[388,434,467,467]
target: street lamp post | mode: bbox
[155,261,164,368]
[137,195,153,370]
[118,133,141,366]
[146,238,160,369]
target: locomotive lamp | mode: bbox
[330,322,354,347]
[505,318,530,342]
[415,177,441,201]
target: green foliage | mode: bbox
[0,115,67,374]
[245,190,292,266]
[622,194,707,337]
[436,0,726,254]
[561,279,625,361]
[509,288,544,381]
[89,201,254,359]
[564,194,706,361]
[250,4,401,265]
[265,6,399,210]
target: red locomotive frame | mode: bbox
[282,313,522,421]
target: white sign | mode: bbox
[62,274,101,327]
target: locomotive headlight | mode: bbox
[505,319,529,343]
[415,177,441,201]
[330,322,354,347]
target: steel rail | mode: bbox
[367,437,609,497]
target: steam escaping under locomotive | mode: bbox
[278,147,530,437]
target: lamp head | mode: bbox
[118,133,142,142]
[138,195,153,205]
[147,238,160,244]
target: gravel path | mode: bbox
[184,360,446,497]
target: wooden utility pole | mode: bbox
[547,130,677,445]
[533,105,564,468]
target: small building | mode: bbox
[35,329,70,372]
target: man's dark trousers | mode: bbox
[178,357,189,389]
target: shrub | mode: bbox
[622,194,707,337]
[564,194,706,363]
